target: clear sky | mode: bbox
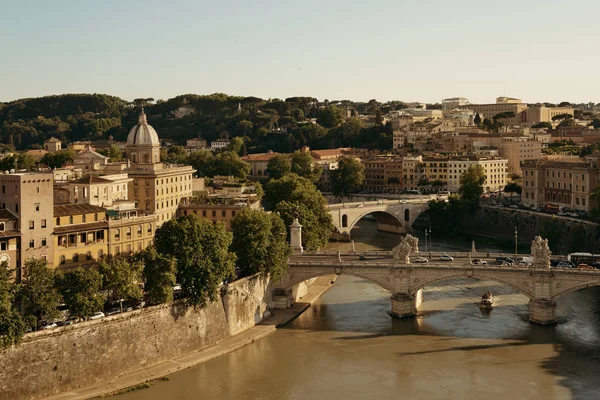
[1,0,599,104]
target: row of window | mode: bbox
[28,238,48,248]
[182,209,237,218]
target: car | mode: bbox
[359,254,366,261]
[89,312,105,320]
[518,260,532,267]
[556,262,573,268]
[439,254,454,261]
[41,322,58,330]
[472,259,487,265]
[509,204,519,209]
[501,261,514,266]
[106,308,121,316]
[577,263,594,270]
[414,257,428,263]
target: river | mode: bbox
[115,220,600,400]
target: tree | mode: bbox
[56,267,105,319]
[590,186,600,222]
[266,154,291,180]
[265,174,333,250]
[317,106,344,128]
[558,118,576,128]
[18,259,61,330]
[154,214,236,307]
[107,145,123,162]
[40,149,75,169]
[458,165,486,211]
[493,111,516,133]
[291,150,321,182]
[532,122,552,129]
[589,119,600,129]
[552,113,573,122]
[186,150,214,177]
[99,255,144,312]
[503,181,522,202]
[139,246,177,305]
[331,157,365,197]
[0,262,25,348]
[227,137,244,155]
[558,101,571,107]
[208,151,251,179]
[474,113,482,125]
[230,209,291,282]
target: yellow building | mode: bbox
[0,210,20,273]
[106,201,157,255]
[177,195,260,231]
[53,204,108,270]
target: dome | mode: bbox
[127,111,160,146]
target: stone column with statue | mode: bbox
[528,236,556,324]
[289,218,303,256]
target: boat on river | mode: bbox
[480,292,494,310]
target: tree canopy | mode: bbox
[154,214,236,307]
[56,267,105,319]
[265,174,332,250]
[266,154,291,180]
[0,262,25,349]
[331,157,365,197]
[458,165,486,211]
[18,259,61,330]
[230,209,291,282]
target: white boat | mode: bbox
[480,291,494,310]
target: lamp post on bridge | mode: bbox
[514,226,518,258]
[424,228,428,253]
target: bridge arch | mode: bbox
[551,278,600,300]
[345,210,404,233]
[410,273,536,300]
[282,270,394,294]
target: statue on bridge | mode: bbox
[531,236,551,269]
[392,234,418,264]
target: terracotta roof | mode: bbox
[310,148,347,158]
[54,221,108,234]
[54,204,107,217]
[0,209,17,221]
[45,137,61,143]
[242,152,283,162]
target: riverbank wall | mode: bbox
[416,206,600,254]
[0,274,272,400]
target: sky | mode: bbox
[1,0,599,104]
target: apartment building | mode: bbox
[447,157,508,192]
[521,156,599,211]
[106,201,156,256]
[177,195,260,231]
[241,151,283,179]
[496,138,542,175]
[54,204,108,270]
[68,174,132,206]
[0,172,54,275]
[0,210,20,273]
[442,97,470,110]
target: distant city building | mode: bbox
[447,157,507,192]
[44,137,62,153]
[73,145,109,171]
[442,97,470,110]
[210,139,230,151]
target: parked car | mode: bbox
[472,259,487,265]
[439,254,454,261]
[41,322,57,330]
[414,257,428,263]
[106,308,121,316]
[518,260,532,267]
[556,262,573,268]
[577,263,594,270]
[89,312,105,320]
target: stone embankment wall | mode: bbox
[0,274,272,400]
[418,206,600,254]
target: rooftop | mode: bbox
[54,204,107,217]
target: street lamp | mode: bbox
[429,226,432,254]
[514,226,518,258]
[424,228,428,253]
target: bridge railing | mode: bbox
[301,250,568,261]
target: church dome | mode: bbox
[127,110,160,146]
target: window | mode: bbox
[0,242,6,251]
[29,240,34,248]
[86,251,92,261]
[0,223,4,232]
[36,186,40,194]
[69,216,73,224]
[147,224,152,234]
[212,210,216,217]
[56,217,60,226]
[34,203,40,212]
[126,227,131,239]
[82,214,86,223]
[202,210,207,217]
[98,250,104,259]
[60,255,66,264]
[73,253,79,262]
[94,213,98,221]
[15,204,18,213]
[1,185,4,194]
[222,210,226,217]
[41,219,46,228]
[28,221,34,230]
[137,225,142,236]
[115,228,120,240]
[41,238,46,247]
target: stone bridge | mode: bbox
[277,247,600,325]
[328,198,439,239]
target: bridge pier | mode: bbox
[390,290,422,319]
[528,299,557,325]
